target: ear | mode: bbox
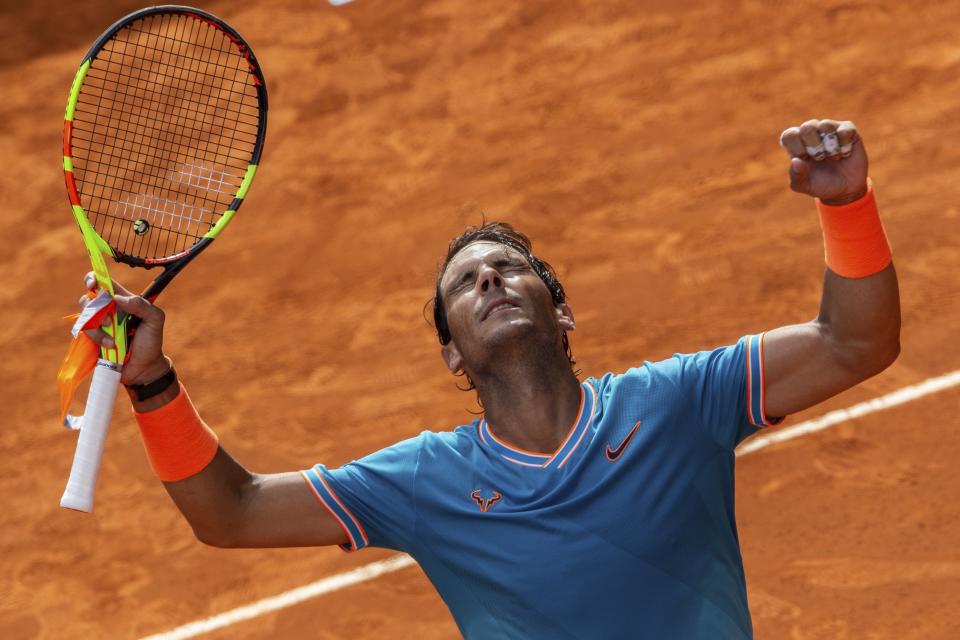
[441,341,464,375]
[555,303,576,332]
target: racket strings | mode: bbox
[75,56,261,127]
[107,26,262,98]
[73,73,260,138]
[70,12,261,263]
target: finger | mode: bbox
[114,294,165,325]
[789,157,811,194]
[779,127,807,158]
[83,327,115,349]
[77,286,102,309]
[817,119,842,159]
[798,120,825,161]
[111,279,134,297]
[836,120,859,157]
[83,271,135,297]
[816,119,841,135]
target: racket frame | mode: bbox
[60,5,267,512]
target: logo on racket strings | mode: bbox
[133,219,150,235]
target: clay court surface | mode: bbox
[2,0,959,637]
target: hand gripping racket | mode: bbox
[60,5,267,512]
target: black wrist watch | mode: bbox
[126,366,177,401]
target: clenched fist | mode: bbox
[779,119,868,205]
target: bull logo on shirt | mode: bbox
[470,489,502,512]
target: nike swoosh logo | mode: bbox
[605,421,642,461]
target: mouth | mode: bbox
[481,299,520,321]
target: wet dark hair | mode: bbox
[431,221,576,381]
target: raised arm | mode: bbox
[762,119,900,418]
[81,275,348,548]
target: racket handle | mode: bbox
[60,359,122,512]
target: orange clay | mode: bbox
[816,180,892,278]
[134,384,219,482]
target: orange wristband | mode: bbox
[134,383,219,482]
[816,180,892,278]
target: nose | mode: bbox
[477,264,504,293]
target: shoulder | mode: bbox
[588,355,683,398]
[356,422,478,459]
[594,339,753,388]
[587,343,745,413]
[329,422,480,483]
[416,420,482,459]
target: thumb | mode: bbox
[789,157,811,194]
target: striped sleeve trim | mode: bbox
[745,333,785,428]
[300,465,369,552]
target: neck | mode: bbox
[470,343,581,454]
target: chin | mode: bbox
[480,318,542,350]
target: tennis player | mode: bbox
[82,118,899,638]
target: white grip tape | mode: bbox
[60,359,122,512]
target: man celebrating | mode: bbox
[83,118,899,638]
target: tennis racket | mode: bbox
[60,5,267,512]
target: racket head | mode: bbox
[63,5,267,270]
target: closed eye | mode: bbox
[495,259,529,273]
[456,270,474,286]
[446,260,529,297]
[445,270,474,296]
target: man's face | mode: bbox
[438,241,574,374]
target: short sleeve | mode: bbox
[301,434,422,553]
[674,333,784,449]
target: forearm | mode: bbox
[161,447,257,547]
[816,262,901,375]
[813,184,901,375]
[128,376,254,546]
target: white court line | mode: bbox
[736,368,960,456]
[140,555,416,640]
[141,368,960,640]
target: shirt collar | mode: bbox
[478,381,597,469]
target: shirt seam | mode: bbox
[411,519,520,639]
[696,448,754,638]
[581,485,752,640]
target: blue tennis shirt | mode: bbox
[302,334,782,639]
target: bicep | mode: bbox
[762,321,867,418]
[230,471,350,548]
